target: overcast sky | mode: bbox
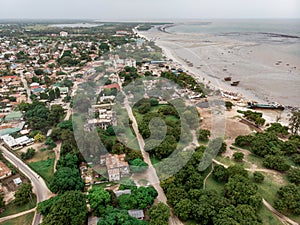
[1,0,300,20]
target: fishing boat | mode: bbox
[231,81,240,86]
[224,76,232,81]
[247,102,285,110]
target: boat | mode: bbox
[231,81,240,86]
[224,76,232,81]
[247,102,285,110]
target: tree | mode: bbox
[174,198,193,221]
[213,164,229,182]
[129,158,148,173]
[263,155,290,172]
[225,101,233,110]
[34,132,45,142]
[289,110,300,135]
[97,208,147,225]
[148,202,170,225]
[198,129,211,142]
[39,191,87,225]
[21,148,35,160]
[55,87,61,99]
[274,184,300,215]
[233,152,244,161]
[253,171,264,183]
[49,89,55,101]
[14,183,33,206]
[88,187,111,216]
[288,168,300,185]
[224,175,261,211]
[49,167,84,193]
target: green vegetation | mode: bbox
[29,158,54,185]
[0,194,36,218]
[238,110,265,126]
[37,191,87,225]
[0,212,35,225]
[49,167,84,194]
[21,148,35,160]
[148,202,170,225]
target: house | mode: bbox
[1,135,34,150]
[113,189,131,197]
[60,31,68,37]
[100,154,130,181]
[128,210,144,220]
[0,161,12,180]
[13,177,22,186]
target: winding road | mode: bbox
[0,145,52,225]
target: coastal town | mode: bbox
[0,20,299,225]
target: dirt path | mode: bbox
[119,82,183,225]
[0,208,36,223]
[203,163,214,189]
[20,70,32,104]
[262,199,299,225]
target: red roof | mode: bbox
[100,83,120,91]
[2,76,18,80]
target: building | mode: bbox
[128,210,144,220]
[100,154,130,181]
[1,135,34,150]
[60,31,68,37]
[0,161,12,180]
[13,177,22,186]
[113,189,131,197]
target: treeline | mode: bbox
[235,128,300,172]
[161,146,262,224]
[161,71,204,94]
[19,101,65,134]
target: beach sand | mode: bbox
[139,27,300,109]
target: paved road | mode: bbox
[0,145,52,225]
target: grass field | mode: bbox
[205,175,224,194]
[29,158,54,185]
[0,195,36,218]
[258,204,283,225]
[0,212,35,225]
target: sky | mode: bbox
[0,0,300,21]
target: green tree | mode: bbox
[233,152,244,162]
[129,158,149,173]
[174,198,193,221]
[225,101,233,110]
[21,148,35,160]
[88,187,111,216]
[287,168,300,185]
[40,191,87,225]
[49,89,55,101]
[34,132,45,142]
[274,184,300,215]
[253,171,264,183]
[49,167,84,193]
[263,155,290,172]
[213,164,229,182]
[148,202,170,225]
[198,129,211,142]
[55,87,61,99]
[14,183,33,206]
[289,110,300,135]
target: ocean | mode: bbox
[143,19,300,108]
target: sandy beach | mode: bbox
[138,26,300,109]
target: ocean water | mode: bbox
[167,19,300,45]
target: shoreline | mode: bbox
[135,25,297,126]
[136,25,300,108]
